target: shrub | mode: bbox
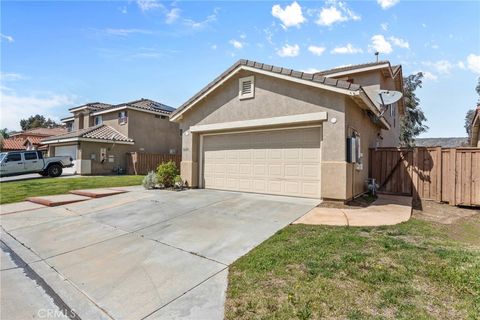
[156,161,179,188]
[174,175,184,189]
[142,171,158,189]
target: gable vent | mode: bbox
[239,76,255,100]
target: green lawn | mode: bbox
[226,215,480,320]
[0,175,143,204]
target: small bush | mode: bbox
[142,171,158,189]
[156,161,179,188]
[174,175,184,189]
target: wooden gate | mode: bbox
[369,147,480,206]
[126,152,182,175]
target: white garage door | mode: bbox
[55,145,77,159]
[55,145,77,174]
[202,127,321,198]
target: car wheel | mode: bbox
[48,164,63,177]
[39,171,49,177]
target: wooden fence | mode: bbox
[126,152,182,175]
[369,147,480,206]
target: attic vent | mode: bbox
[239,76,255,100]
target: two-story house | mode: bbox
[170,59,404,201]
[42,98,182,175]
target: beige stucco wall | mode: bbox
[177,70,355,199]
[127,110,182,154]
[333,70,401,147]
[77,141,132,175]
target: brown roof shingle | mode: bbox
[1,138,26,151]
[42,125,133,143]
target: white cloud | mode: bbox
[377,0,400,10]
[277,44,300,57]
[0,89,74,130]
[229,39,244,49]
[389,36,409,49]
[316,1,360,26]
[331,43,363,54]
[421,71,438,81]
[137,0,163,12]
[0,33,14,43]
[423,60,454,74]
[467,54,480,74]
[457,61,466,69]
[381,23,389,31]
[308,45,326,56]
[0,72,26,82]
[370,35,393,54]
[271,1,306,28]
[183,8,218,29]
[211,44,218,50]
[166,8,181,24]
[104,28,152,36]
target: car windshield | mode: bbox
[0,153,6,162]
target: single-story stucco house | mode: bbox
[171,59,404,201]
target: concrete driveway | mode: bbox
[1,188,318,320]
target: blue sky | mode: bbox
[1,0,479,137]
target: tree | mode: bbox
[0,128,9,139]
[400,72,428,146]
[19,114,61,131]
[465,77,480,141]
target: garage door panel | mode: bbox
[203,127,321,199]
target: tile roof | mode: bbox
[24,136,44,145]
[315,61,392,76]
[1,138,26,151]
[42,125,133,143]
[68,102,113,111]
[415,137,469,148]
[95,98,175,115]
[10,127,68,137]
[171,59,361,119]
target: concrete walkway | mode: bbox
[294,194,412,227]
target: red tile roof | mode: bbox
[1,138,26,151]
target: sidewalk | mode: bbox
[294,194,412,227]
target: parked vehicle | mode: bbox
[0,151,74,178]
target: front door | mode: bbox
[2,152,24,175]
[23,151,43,172]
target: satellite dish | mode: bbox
[374,90,403,118]
[375,90,403,105]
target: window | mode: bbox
[94,115,103,125]
[161,115,167,119]
[118,111,128,124]
[6,153,21,162]
[180,129,183,136]
[24,152,38,160]
[239,76,255,100]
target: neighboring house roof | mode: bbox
[470,106,480,147]
[91,98,175,116]
[170,59,391,128]
[315,61,402,78]
[68,102,113,112]
[42,124,134,144]
[1,138,26,151]
[415,137,469,148]
[23,136,44,146]
[10,127,68,137]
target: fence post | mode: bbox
[449,148,456,206]
[412,148,419,200]
[436,147,442,202]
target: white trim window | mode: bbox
[94,115,103,125]
[239,76,255,100]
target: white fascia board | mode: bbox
[61,117,74,122]
[68,106,90,112]
[41,137,134,145]
[170,65,356,122]
[324,63,392,78]
[190,112,327,133]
